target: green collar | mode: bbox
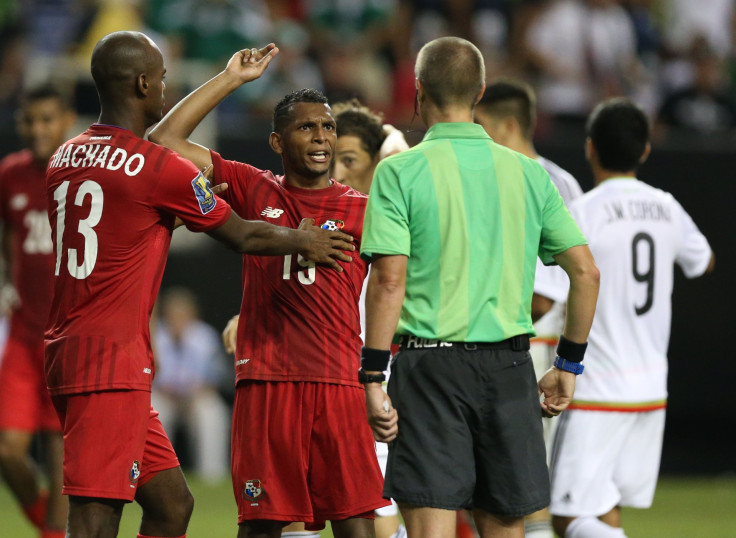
[423,122,491,142]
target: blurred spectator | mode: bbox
[304,0,396,108]
[524,0,651,123]
[147,0,271,63]
[658,40,736,135]
[152,287,230,483]
[658,0,734,60]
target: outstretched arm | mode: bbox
[149,44,280,170]
[208,215,354,272]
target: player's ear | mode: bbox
[136,74,149,97]
[269,132,283,155]
[639,142,651,164]
[474,82,486,106]
[585,137,594,163]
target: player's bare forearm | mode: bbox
[365,254,407,353]
[556,245,600,342]
[208,214,354,271]
[149,71,242,170]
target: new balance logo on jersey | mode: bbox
[236,359,251,366]
[261,207,284,218]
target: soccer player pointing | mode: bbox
[45,31,353,538]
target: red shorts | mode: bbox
[0,337,60,431]
[51,390,179,501]
[232,381,387,529]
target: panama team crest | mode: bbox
[129,460,141,486]
[243,479,264,504]
[320,219,344,231]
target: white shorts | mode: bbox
[549,408,665,517]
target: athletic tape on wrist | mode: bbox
[360,346,391,371]
[556,335,587,363]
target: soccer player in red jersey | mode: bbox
[45,32,354,538]
[150,45,387,538]
[0,85,75,538]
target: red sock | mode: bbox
[41,530,66,538]
[136,535,186,538]
[22,491,49,530]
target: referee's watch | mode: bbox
[553,356,584,375]
[358,368,386,384]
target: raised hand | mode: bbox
[225,43,280,84]
[296,218,354,272]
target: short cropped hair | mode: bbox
[20,83,73,111]
[586,98,650,172]
[415,37,485,110]
[332,99,386,159]
[272,88,329,133]
[478,78,536,140]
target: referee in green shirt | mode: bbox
[359,37,600,537]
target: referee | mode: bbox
[359,37,600,538]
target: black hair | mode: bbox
[478,78,536,139]
[332,99,386,159]
[272,88,329,133]
[587,98,650,172]
[20,83,73,111]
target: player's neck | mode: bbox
[97,109,147,138]
[515,139,538,160]
[595,169,637,185]
[285,171,332,190]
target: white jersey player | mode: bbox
[549,98,714,538]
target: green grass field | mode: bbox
[2,474,735,537]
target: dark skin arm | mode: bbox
[208,214,353,271]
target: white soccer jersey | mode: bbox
[533,156,584,336]
[568,178,711,406]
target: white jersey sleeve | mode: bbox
[672,197,712,278]
[532,157,582,334]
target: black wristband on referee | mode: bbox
[556,335,587,363]
[360,346,391,371]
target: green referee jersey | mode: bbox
[361,122,586,343]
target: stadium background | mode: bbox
[0,0,734,535]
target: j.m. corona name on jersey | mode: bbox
[49,143,145,177]
[604,199,672,224]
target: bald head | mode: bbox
[415,37,485,110]
[91,31,162,101]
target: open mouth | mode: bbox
[308,151,330,163]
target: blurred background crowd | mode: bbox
[2,0,736,146]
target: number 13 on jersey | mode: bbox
[53,180,104,280]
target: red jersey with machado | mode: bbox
[0,150,55,345]
[45,125,231,396]
[211,151,368,387]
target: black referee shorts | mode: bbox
[384,345,549,517]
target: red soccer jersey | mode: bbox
[211,151,368,387]
[0,150,55,344]
[45,124,231,396]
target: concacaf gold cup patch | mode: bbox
[191,172,217,214]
